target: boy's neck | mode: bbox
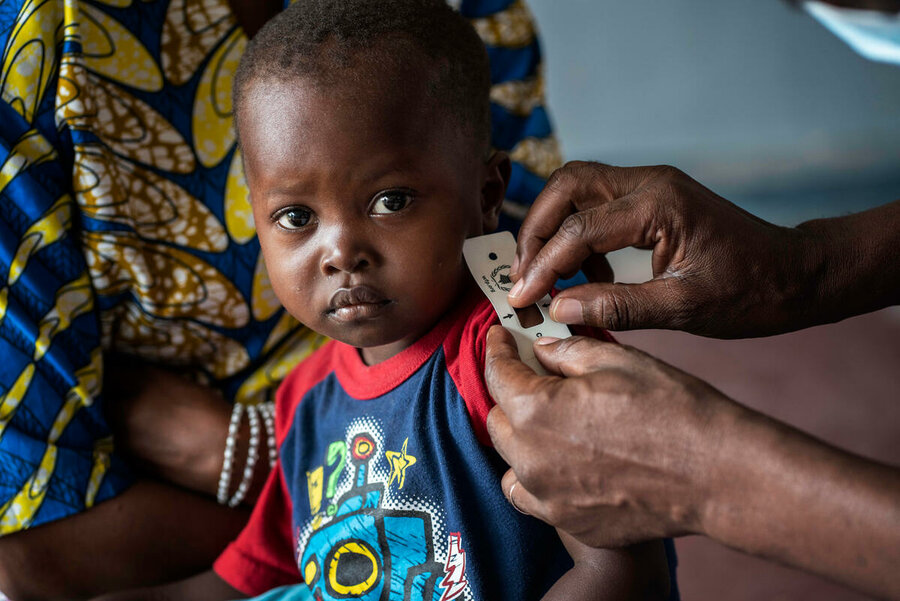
[358,279,481,366]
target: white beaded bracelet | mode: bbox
[259,401,278,468]
[228,402,260,508]
[217,402,244,505]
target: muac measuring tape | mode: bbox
[463,231,571,375]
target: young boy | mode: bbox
[103,0,677,599]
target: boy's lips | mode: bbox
[327,286,392,321]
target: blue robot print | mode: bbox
[299,433,458,601]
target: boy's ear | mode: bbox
[481,151,511,233]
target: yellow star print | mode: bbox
[385,437,417,490]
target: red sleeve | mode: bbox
[443,297,498,447]
[213,463,299,595]
[214,343,338,595]
[444,295,615,447]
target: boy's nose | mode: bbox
[321,252,370,275]
[319,230,373,276]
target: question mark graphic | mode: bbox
[325,440,347,516]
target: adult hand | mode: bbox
[484,326,900,599]
[508,162,900,337]
[484,326,727,546]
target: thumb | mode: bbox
[549,279,683,331]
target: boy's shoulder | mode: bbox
[441,292,499,445]
[274,339,341,443]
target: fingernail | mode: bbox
[534,336,559,346]
[509,278,524,299]
[511,255,520,276]
[551,298,584,324]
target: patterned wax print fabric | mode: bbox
[0,0,561,533]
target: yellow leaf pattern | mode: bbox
[0,0,62,123]
[83,73,195,172]
[252,251,282,322]
[0,443,57,534]
[74,144,228,251]
[78,3,162,92]
[193,28,245,167]
[224,147,256,243]
[0,364,35,441]
[33,273,94,362]
[509,136,562,179]
[490,73,544,117]
[83,230,249,328]
[0,128,57,197]
[234,327,329,404]
[8,195,72,286]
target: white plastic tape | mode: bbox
[463,232,571,375]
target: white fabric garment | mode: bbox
[805,1,900,64]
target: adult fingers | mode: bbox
[486,405,516,468]
[532,335,632,377]
[483,326,547,412]
[515,163,602,274]
[513,163,656,277]
[582,252,615,284]
[509,195,657,307]
[513,162,639,277]
[548,278,684,331]
[500,469,545,521]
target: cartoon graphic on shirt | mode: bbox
[386,437,417,490]
[299,422,471,600]
[439,533,469,601]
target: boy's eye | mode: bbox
[275,207,313,229]
[371,191,413,214]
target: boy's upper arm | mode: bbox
[553,532,672,601]
[445,297,616,446]
[212,362,326,595]
[213,462,301,595]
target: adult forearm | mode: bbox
[0,481,248,600]
[795,199,900,329]
[701,405,900,599]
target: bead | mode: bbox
[259,401,278,469]
[217,402,244,505]
[229,403,260,508]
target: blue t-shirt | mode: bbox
[215,293,679,600]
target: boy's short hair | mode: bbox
[233,0,491,150]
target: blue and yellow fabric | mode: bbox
[0,0,560,534]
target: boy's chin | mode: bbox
[329,326,411,353]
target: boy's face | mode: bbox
[240,71,507,364]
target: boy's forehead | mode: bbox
[239,68,469,155]
[238,74,481,195]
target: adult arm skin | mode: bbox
[484,326,900,600]
[507,162,900,337]
[0,481,248,601]
[104,357,270,502]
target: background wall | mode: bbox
[525,2,900,600]
[529,0,900,213]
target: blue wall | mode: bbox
[528,0,900,222]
